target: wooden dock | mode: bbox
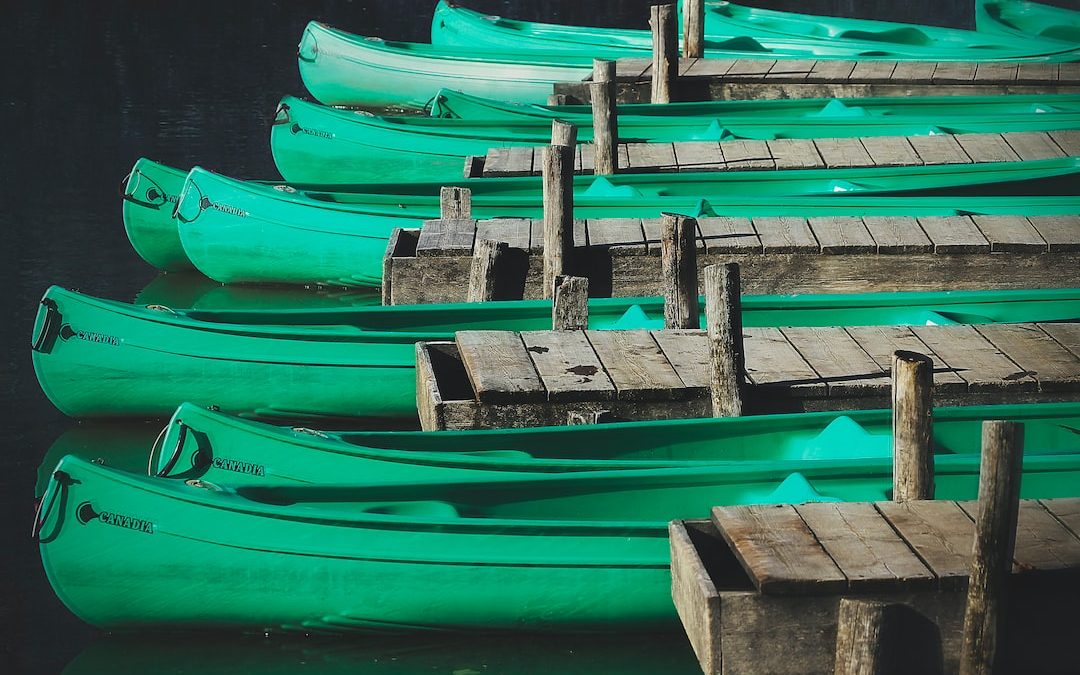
[472,130,1080,178]
[382,214,1080,305]
[554,58,1080,104]
[671,498,1080,674]
[414,323,1080,430]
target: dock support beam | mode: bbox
[467,239,508,303]
[661,213,699,329]
[552,275,589,330]
[590,59,619,176]
[960,420,1024,675]
[704,263,744,417]
[650,3,677,104]
[543,121,578,297]
[440,186,471,220]
[683,0,705,58]
[833,598,897,675]
[892,350,935,501]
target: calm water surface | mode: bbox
[2,1,1064,672]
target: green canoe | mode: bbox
[37,451,1080,633]
[976,0,1080,45]
[30,285,1080,420]
[432,0,1080,61]
[154,401,1080,485]
[125,157,1080,285]
[272,93,1080,183]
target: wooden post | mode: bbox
[590,59,619,176]
[543,120,577,298]
[683,0,705,58]
[892,350,935,502]
[650,3,677,104]
[959,420,1024,675]
[467,239,508,303]
[660,213,699,329]
[704,263,744,417]
[547,93,570,106]
[833,599,896,675]
[552,275,589,330]
[440,186,471,219]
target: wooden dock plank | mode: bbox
[652,329,710,395]
[862,216,933,253]
[1001,131,1066,161]
[907,135,972,164]
[475,217,531,251]
[1037,322,1080,359]
[807,216,876,254]
[849,61,897,81]
[890,62,936,83]
[520,330,615,402]
[725,59,775,78]
[974,62,1018,82]
[1028,216,1080,252]
[767,138,824,169]
[764,59,816,80]
[641,217,704,252]
[860,136,922,167]
[931,62,977,83]
[416,219,476,256]
[529,218,587,250]
[976,324,1080,392]
[917,216,991,253]
[954,133,1021,163]
[875,500,975,589]
[845,325,968,392]
[1049,130,1080,156]
[1043,498,1080,540]
[753,217,819,253]
[970,216,1048,253]
[796,502,935,590]
[504,146,536,176]
[712,503,847,595]
[614,58,651,78]
[697,216,761,253]
[586,330,686,400]
[782,327,889,397]
[957,500,1080,574]
[743,327,827,396]
[910,325,1038,392]
[673,142,723,170]
[813,137,875,168]
[456,331,545,403]
[806,60,855,82]
[683,58,736,78]
[1016,62,1058,83]
[625,142,678,172]
[585,218,647,251]
[719,139,774,170]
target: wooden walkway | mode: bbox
[671,498,1080,674]
[554,57,1080,103]
[475,130,1080,178]
[415,323,1080,430]
[382,214,1080,305]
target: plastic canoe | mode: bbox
[976,0,1080,45]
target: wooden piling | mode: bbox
[591,59,619,176]
[660,213,699,329]
[704,263,744,416]
[440,186,471,219]
[650,3,677,104]
[959,420,1025,675]
[683,0,705,58]
[833,599,896,675]
[467,239,508,303]
[543,120,577,297]
[547,93,570,106]
[552,275,589,330]
[892,350,935,502]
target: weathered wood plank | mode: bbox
[585,217,646,251]
[849,61,897,81]
[1027,216,1080,252]
[456,331,545,403]
[845,325,968,392]
[807,216,875,254]
[932,62,977,83]
[875,500,975,588]
[725,59,775,78]
[475,217,531,250]
[614,58,651,78]
[585,330,686,400]
[652,329,710,395]
[796,502,935,590]
[1001,131,1066,161]
[697,216,761,253]
[782,327,889,397]
[860,136,922,167]
[764,59,816,80]
[1037,322,1080,359]
[767,138,824,169]
[911,325,1038,393]
[957,500,1080,574]
[890,62,936,83]
[1042,498,1080,540]
[954,133,1021,163]
[504,145,537,176]
[917,216,991,253]
[862,216,933,253]
[975,323,1080,392]
[712,503,847,594]
[1015,62,1058,83]
[907,135,972,164]
[974,62,1018,82]
[683,58,736,77]
[529,218,587,250]
[1049,129,1080,156]
[673,141,723,170]
[970,215,1048,253]
[415,219,476,256]
[519,330,615,402]
[642,217,704,252]
[742,327,826,396]
[813,137,875,168]
[719,139,774,170]
[806,60,855,82]
[753,217,819,253]
[625,142,678,171]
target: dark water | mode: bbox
[2,1,1070,672]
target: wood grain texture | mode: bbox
[907,135,971,164]
[974,323,1080,392]
[742,327,826,396]
[520,329,614,402]
[847,326,967,392]
[911,325,1037,393]
[875,500,975,588]
[782,327,889,397]
[808,216,875,254]
[970,216,1047,253]
[456,331,544,403]
[917,216,990,253]
[586,329,685,400]
[768,138,824,169]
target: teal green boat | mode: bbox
[272,93,1080,183]
[36,449,1080,633]
[153,401,1080,485]
[432,0,1080,61]
[976,0,1080,45]
[125,157,1080,285]
[135,272,381,311]
[30,284,1080,420]
[121,161,190,271]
